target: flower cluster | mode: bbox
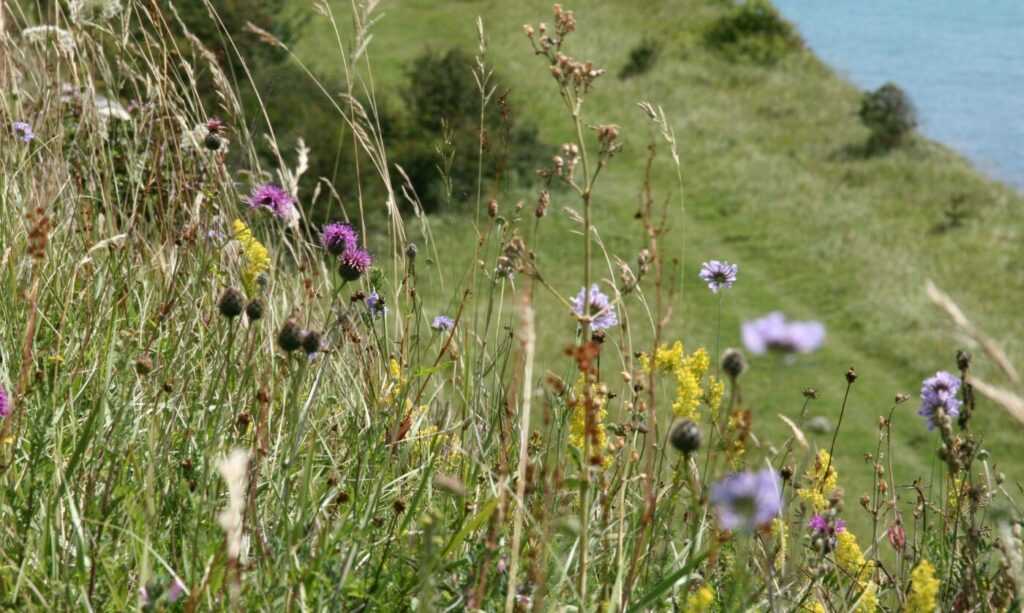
[567,374,610,466]
[570,284,618,331]
[431,315,454,332]
[796,449,838,511]
[698,260,737,293]
[711,468,782,532]
[741,311,825,356]
[917,370,962,430]
[320,221,358,256]
[836,530,874,588]
[11,121,34,143]
[365,291,387,318]
[906,559,940,612]
[640,342,721,420]
[231,219,270,296]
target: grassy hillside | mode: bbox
[284,0,1024,518]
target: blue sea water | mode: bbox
[772,0,1024,188]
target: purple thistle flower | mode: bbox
[339,247,372,282]
[0,385,8,419]
[699,260,738,293]
[808,515,846,533]
[711,468,782,532]
[321,221,358,256]
[917,371,962,430]
[431,315,455,332]
[11,121,34,143]
[248,184,294,219]
[365,291,387,318]
[741,312,825,356]
[571,284,618,332]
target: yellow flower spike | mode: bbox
[836,530,874,588]
[231,219,270,296]
[772,517,788,570]
[568,374,611,467]
[683,586,714,613]
[797,449,838,512]
[905,559,940,613]
[389,358,402,381]
[857,581,879,612]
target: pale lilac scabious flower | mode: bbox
[321,221,358,256]
[741,311,825,356]
[917,370,962,430]
[11,121,34,142]
[167,578,185,602]
[431,315,454,332]
[248,184,294,219]
[0,385,8,419]
[699,260,737,293]
[711,468,782,532]
[365,291,387,318]
[571,284,618,331]
[339,247,372,281]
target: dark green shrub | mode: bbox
[705,0,802,64]
[859,82,916,153]
[619,37,661,79]
[397,47,544,214]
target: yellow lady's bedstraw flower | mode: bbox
[231,219,270,296]
[797,449,838,512]
[905,559,940,613]
[683,586,714,613]
[568,374,610,466]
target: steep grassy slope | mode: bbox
[285,0,1024,517]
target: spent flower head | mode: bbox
[571,284,618,331]
[699,260,738,293]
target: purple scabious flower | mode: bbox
[431,315,455,332]
[0,385,8,419]
[365,291,387,318]
[321,221,358,256]
[699,260,738,293]
[917,371,962,430]
[339,247,372,282]
[711,468,782,532]
[741,312,825,356]
[11,121,34,143]
[571,284,618,332]
[248,184,294,219]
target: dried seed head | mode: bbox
[802,387,819,400]
[218,288,245,318]
[405,242,418,260]
[845,367,858,384]
[669,419,702,455]
[487,198,499,218]
[277,321,303,352]
[535,189,550,218]
[956,349,972,371]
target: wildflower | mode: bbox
[21,26,75,54]
[218,288,245,319]
[710,468,782,532]
[0,385,9,419]
[640,342,714,420]
[887,522,906,550]
[836,530,874,588]
[720,347,748,380]
[321,222,358,256]
[277,321,303,353]
[741,311,826,355]
[669,419,702,455]
[365,291,387,318]
[11,121,34,143]
[683,586,715,613]
[567,374,611,466]
[797,450,838,511]
[917,370,962,430]
[70,0,121,22]
[905,559,940,613]
[245,299,263,322]
[808,514,846,533]
[571,284,618,331]
[339,248,372,282]
[857,581,878,613]
[231,220,270,296]
[431,315,455,332]
[167,578,185,603]
[248,184,294,219]
[698,260,738,293]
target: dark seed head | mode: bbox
[203,132,222,151]
[301,330,321,355]
[720,348,747,380]
[219,288,245,318]
[405,242,418,260]
[845,367,858,384]
[135,353,154,376]
[669,419,702,455]
[956,350,972,372]
[277,320,303,352]
[245,299,263,321]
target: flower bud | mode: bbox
[218,288,245,319]
[277,320,303,352]
[669,419,702,455]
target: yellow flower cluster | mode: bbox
[231,219,270,296]
[797,450,838,511]
[809,603,826,613]
[857,581,879,612]
[905,559,940,613]
[726,410,749,467]
[568,374,610,467]
[948,476,963,516]
[772,517,788,570]
[640,342,718,420]
[682,586,714,613]
[383,358,409,410]
[836,530,874,588]
[413,424,462,472]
